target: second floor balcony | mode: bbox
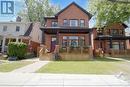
[97,29,125,36]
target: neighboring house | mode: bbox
[40,2,93,60]
[94,23,130,55]
[0,22,41,54]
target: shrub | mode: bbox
[8,42,27,60]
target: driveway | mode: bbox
[0,73,129,87]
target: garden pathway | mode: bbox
[11,60,50,73]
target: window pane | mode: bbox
[63,20,68,26]
[3,26,7,31]
[16,26,20,32]
[52,22,58,27]
[69,40,78,47]
[69,36,78,39]
[63,36,67,39]
[70,20,78,27]
[80,20,85,27]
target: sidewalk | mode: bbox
[0,73,129,87]
[11,61,50,73]
[106,57,130,63]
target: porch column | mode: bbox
[88,31,93,58]
[56,30,59,45]
[20,39,22,42]
[89,31,92,46]
[109,36,113,56]
[16,38,19,42]
[109,36,112,48]
[99,37,101,48]
[2,37,6,53]
[41,31,45,45]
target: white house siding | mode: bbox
[0,22,31,52]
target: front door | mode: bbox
[51,37,56,52]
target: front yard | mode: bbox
[0,61,34,72]
[37,58,130,75]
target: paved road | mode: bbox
[0,73,129,87]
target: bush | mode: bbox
[8,42,27,60]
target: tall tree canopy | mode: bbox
[88,0,130,27]
[18,0,60,25]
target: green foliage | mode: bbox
[88,0,130,27]
[8,42,27,59]
[18,0,60,25]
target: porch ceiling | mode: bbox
[40,27,92,34]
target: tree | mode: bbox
[18,0,60,25]
[88,0,130,27]
[108,0,130,4]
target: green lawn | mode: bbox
[0,61,34,72]
[37,58,130,74]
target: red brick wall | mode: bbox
[93,23,128,53]
[45,19,58,27]
[58,4,89,27]
[45,4,90,27]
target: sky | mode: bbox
[0,0,95,27]
[0,0,88,21]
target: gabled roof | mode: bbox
[55,2,92,19]
[24,23,33,36]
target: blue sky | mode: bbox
[0,0,88,21]
[0,0,95,27]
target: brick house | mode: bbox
[94,23,130,57]
[40,2,130,60]
[40,2,93,60]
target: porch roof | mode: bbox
[40,27,92,34]
[95,35,130,40]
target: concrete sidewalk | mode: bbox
[0,73,129,87]
[11,61,50,73]
[106,57,130,63]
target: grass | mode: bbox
[0,61,34,72]
[37,57,130,74]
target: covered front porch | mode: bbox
[94,35,130,57]
[40,27,94,60]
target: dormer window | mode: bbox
[70,20,78,27]
[52,21,58,27]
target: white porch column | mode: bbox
[20,39,22,42]
[16,38,19,42]
[2,37,6,53]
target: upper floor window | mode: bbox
[111,29,123,36]
[52,21,58,27]
[70,20,78,27]
[3,26,7,32]
[16,26,20,32]
[63,19,68,26]
[80,20,85,27]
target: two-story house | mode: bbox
[94,23,130,55]
[40,2,93,60]
[0,22,41,54]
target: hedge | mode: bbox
[8,42,27,59]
